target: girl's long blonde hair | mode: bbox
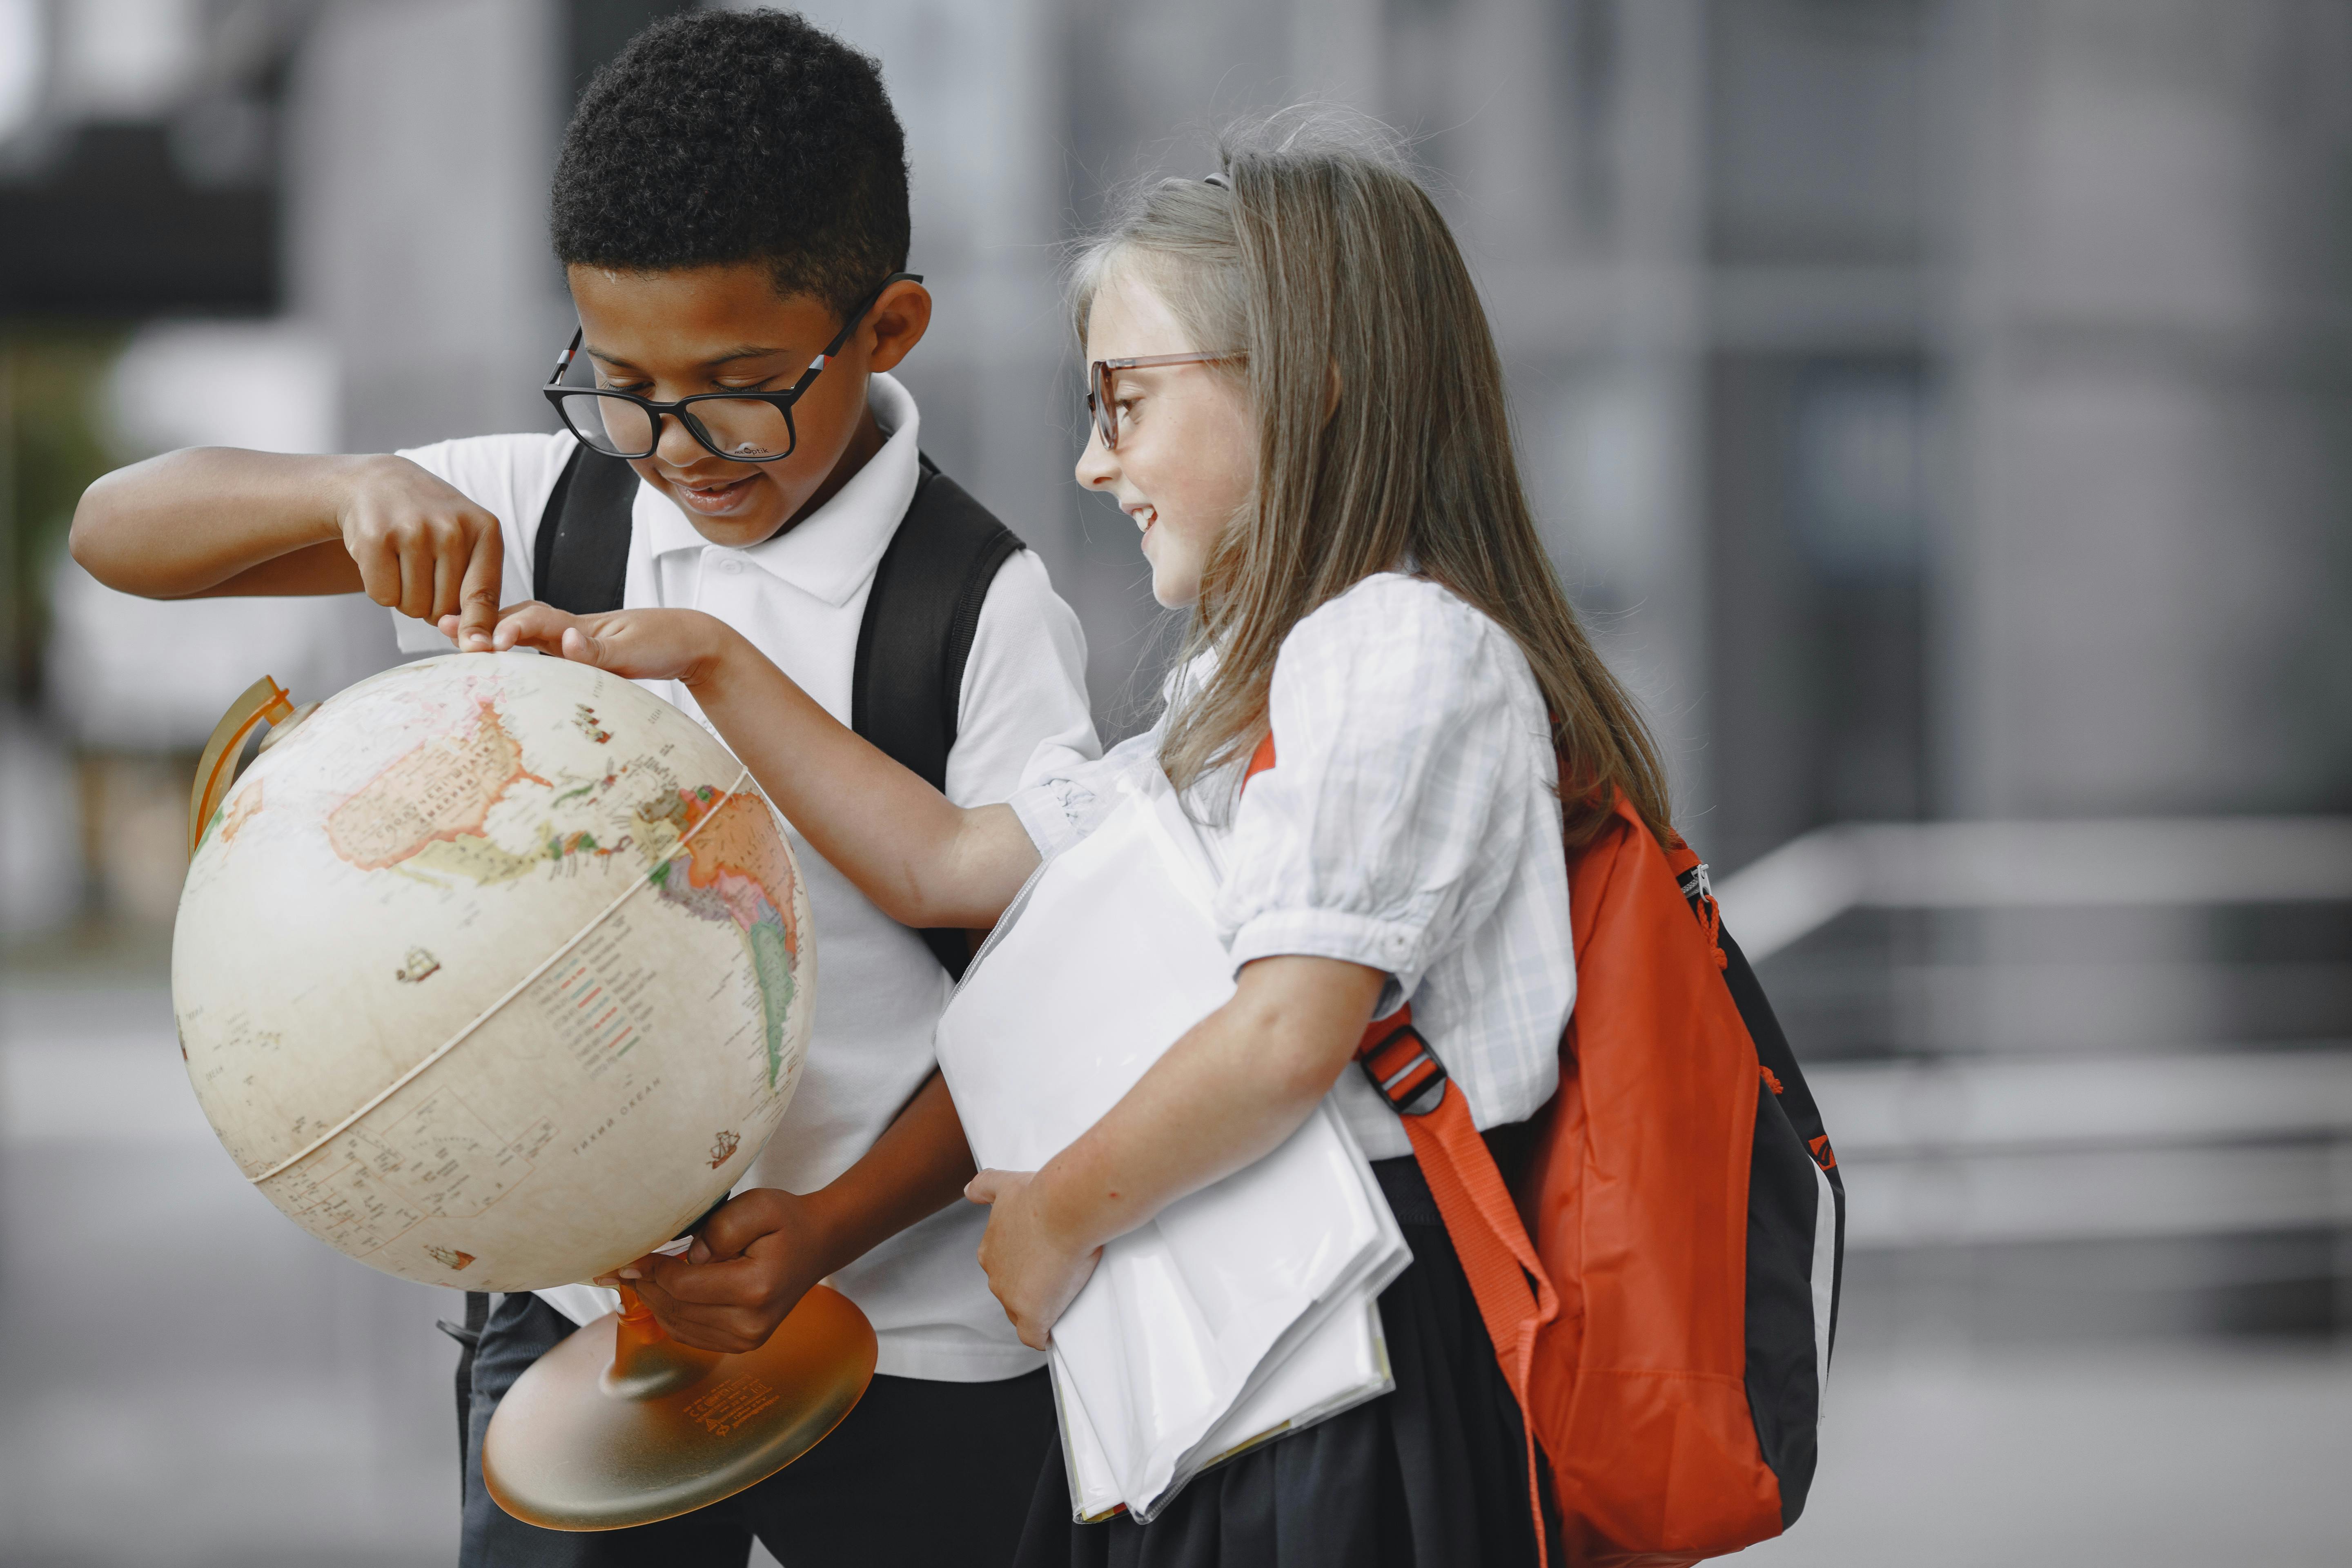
[1073,114,1672,849]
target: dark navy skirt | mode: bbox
[1013,1136,1546,1568]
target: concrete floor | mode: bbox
[0,981,455,1568]
[1733,1344,2352,1566]
[4,979,2348,1566]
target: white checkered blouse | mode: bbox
[1007,572,1574,1160]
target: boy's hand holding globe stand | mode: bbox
[597,1185,846,1355]
[174,647,876,1529]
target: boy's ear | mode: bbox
[865,278,933,375]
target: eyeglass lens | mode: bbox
[558,392,797,461]
[1090,363,1118,450]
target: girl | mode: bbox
[488,117,1671,1568]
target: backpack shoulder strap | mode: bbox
[852,454,1025,979]
[532,443,638,614]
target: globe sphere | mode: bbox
[172,652,814,1292]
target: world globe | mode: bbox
[172,651,815,1294]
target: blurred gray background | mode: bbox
[4,0,2351,1563]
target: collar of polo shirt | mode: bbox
[636,373,926,608]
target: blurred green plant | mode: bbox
[2,325,130,705]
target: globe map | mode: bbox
[173,652,814,1293]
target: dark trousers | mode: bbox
[459,1291,1056,1567]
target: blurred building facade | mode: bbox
[13,0,2344,827]
[4,1,2351,1563]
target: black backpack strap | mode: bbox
[537,441,1018,980]
[1718,923,1843,1528]
[852,454,1024,980]
[532,443,638,614]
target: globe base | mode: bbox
[482,1283,877,1530]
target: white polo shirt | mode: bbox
[391,374,1096,1381]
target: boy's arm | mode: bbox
[71,447,508,648]
[611,1071,974,1353]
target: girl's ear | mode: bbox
[866,279,934,374]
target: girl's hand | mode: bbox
[966,1169,1102,1350]
[470,602,734,686]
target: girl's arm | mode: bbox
[965,953,1385,1349]
[491,601,1042,929]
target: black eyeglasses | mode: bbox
[543,272,922,463]
[1086,352,1240,451]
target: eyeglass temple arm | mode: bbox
[808,272,927,371]
[548,328,583,388]
[1102,352,1231,371]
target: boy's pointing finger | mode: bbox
[456,529,504,651]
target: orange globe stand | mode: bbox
[481,1281,877,1530]
[189,675,296,852]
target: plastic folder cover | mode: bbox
[936,765,1409,1519]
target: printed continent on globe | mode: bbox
[172,653,816,1292]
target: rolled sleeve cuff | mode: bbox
[1007,782,1085,860]
[1227,908,1425,996]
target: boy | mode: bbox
[70,13,1091,1566]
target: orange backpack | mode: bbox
[1246,738,1844,1567]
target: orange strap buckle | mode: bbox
[1358,1018,1449,1118]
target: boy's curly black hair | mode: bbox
[551,9,909,316]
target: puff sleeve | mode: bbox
[1217,577,1557,1016]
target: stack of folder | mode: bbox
[937,765,1411,1521]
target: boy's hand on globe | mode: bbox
[335,454,506,651]
[601,1188,834,1354]
[484,602,733,686]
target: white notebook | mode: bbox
[1057,1293,1396,1521]
[935,764,1410,1521]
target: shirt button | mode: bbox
[719,558,744,577]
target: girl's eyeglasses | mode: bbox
[1086,352,1241,451]
[543,272,922,463]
